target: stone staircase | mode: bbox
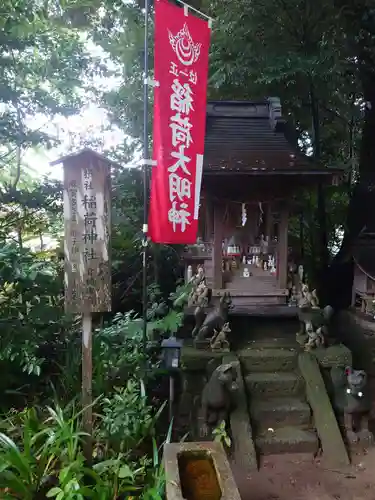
[238,334,319,456]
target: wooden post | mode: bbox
[82,313,93,461]
[278,205,288,289]
[205,194,214,242]
[213,202,223,289]
[265,203,273,242]
[52,148,113,464]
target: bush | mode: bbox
[0,386,168,499]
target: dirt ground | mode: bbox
[233,449,375,500]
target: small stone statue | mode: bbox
[243,267,250,278]
[289,285,299,306]
[210,322,231,352]
[331,366,373,445]
[304,322,325,351]
[191,264,205,285]
[297,303,335,347]
[186,264,193,282]
[193,292,233,341]
[268,255,276,274]
[188,266,210,307]
[298,283,319,309]
[200,363,238,436]
[197,282,210,307]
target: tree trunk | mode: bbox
[299,212,304,259]
[310,82,329,301]
[17,227,22,248]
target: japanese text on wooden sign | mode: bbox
[63,153,111,313]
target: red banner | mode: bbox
[148,0,211,244]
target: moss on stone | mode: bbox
[250,398,311,430]
[239,347,298,372]
[298,352,350,467]
[223,353,258,471]
[255,426,318,455]
[310,344,352,368]
[335,311,375,374]
[181,347,223,371]
[245,372,304,398]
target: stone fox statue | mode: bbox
[344,367,373,444]
[331,366,373,445]
[210,322,231,352]
[298,304,335,344]
[193,292,233,341]
[200,363,238,433]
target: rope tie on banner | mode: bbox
[144,77,160,87]
[175,0,214,28]
[139,159,157,167]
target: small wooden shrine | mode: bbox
[183,98,341,312]
[351,232,375,316]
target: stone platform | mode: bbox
[177,330,353,469]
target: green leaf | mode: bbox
[118,464,134,479]
[46,487,62,498]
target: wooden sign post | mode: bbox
[51,148,114,462]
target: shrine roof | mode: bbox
[353,234,375,281]
[204,99,342,177]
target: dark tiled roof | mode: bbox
[203,100,338,175]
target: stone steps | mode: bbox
[240,332,319,459]
[255,426,319,455]
[250,397,312,430]
[244,338,298,349]
[239,347,298,372]
[245,371,304,398]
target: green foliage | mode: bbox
[91,312,147,395]
[0,393,169,499]
[85,0,359,280]
[212,420,231,448]
[2,0,374,496]
[111,167,184,314]
[0,243,66,378]
[99,380,166,454]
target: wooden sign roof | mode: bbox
[50,148,122,170]
[203,99,342,178]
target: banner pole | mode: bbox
[142,0,150,354]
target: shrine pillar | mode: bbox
[212,202,223,289]
[204,195,214,241]
[265,203,273,242]
[277,205,288,289]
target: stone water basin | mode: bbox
[164,442,240,500]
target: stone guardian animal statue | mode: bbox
[210,322,231,352]
[200,363,238,436]
[331,366,373,445]
[193,292,233,341]
[344,367,373,444]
